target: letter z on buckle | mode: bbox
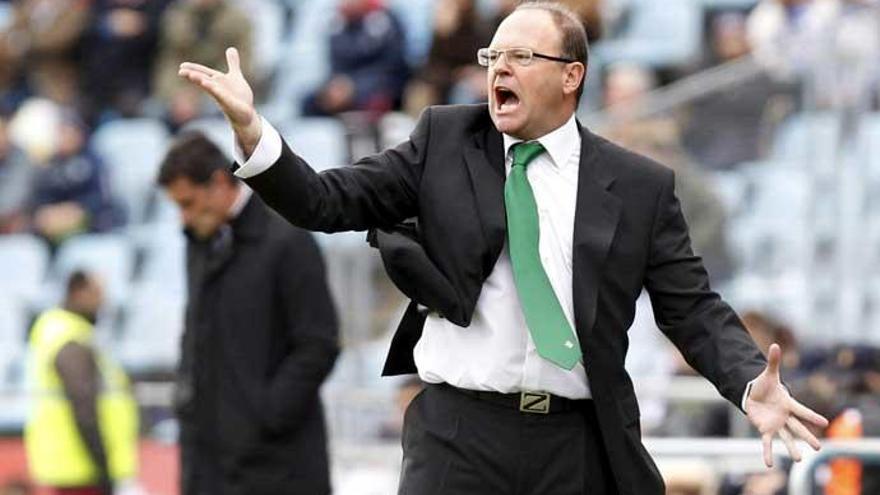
[519,391,551,414]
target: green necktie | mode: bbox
[505,141,581,370]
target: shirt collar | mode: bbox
[228,184,253,219]
[502,113,580,169]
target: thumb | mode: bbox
[765,343,782,379]
[226,47,241,74]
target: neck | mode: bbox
[221,183,242,220]
[62,304,94,324]
[518,109,576,141]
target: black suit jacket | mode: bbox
[178,195,339,495]
[242,104,766,495]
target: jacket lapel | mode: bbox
[463,126,507,276]
[572,125,621,346]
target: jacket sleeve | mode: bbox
[260,230,340,434]
[242,107,431,233]
[643,169,766,411]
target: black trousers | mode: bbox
[398,383,619,495]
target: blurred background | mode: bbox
[1,0,880,493]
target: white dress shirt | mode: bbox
[414,114,591,399]
[234,114,758,407]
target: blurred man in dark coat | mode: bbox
[157,132,339,495]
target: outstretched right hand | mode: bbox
[178,47,261,157]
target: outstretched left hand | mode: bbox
[745,343,829,467]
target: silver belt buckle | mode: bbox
[519,391,550,414]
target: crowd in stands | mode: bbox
[2,0,880,493]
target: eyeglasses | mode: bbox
[477,47,576,68]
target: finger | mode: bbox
[178,69,219,94]
[762,433,774,468]
[226,47,241,75]
[766,343,781,378]
[779,427,802,462]
[179,62,223,78]
[789,398,829,428]
[787,416,821,450]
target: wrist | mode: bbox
[234,112,262,159]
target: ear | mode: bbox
[210,168,234,187]
[562,62,586,98]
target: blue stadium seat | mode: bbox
[0,296,27,368]
[246,0,287,81]
[91,118,170,224]
[262,40,330,123]
[279,117,348,171]
[388,0,435,66]
[771,112,842,177]
[591,0,703,68]
[698,0,758,8]
[138,226,187,299]
[859,113,880,179]
[0,234,50,307]
[117,286,185,373]
[51,234,135,308]
[180,117,236,160]
[379,112,416,150]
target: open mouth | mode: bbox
[494,86,520,113]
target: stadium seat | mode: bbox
[0,296,27,372]
[91,118,170,224]
[51,234,135,308]
[261,40,330,123]
[180,117,236,160]
[245,0,287,81]
[591,0,703,68]
[138,226,187,299]
[859,113,880,178]
[771,112,842,178]
[279,117,349,171]
[379,112,416,150]
[0,234,50,307]
[697,0,758,9]
[117,285,185,374]
[388,0,435,66]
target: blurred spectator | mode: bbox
[403,0,490,114]
[157,132,339,495]
[154,0,253,131]
[746,0,839,80]
[556,0,604,42]
[0,113,33,233]
[302,0,409,119]
[682,12,791,170]
[601,62,734,281]
[601,61,657,121]
[29,110,117,245]
[740,311,801,374]
[79,0,174,124]
[25,271,139,495]
[814,0,880,110]
[0,0,89,105]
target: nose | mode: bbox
[493,54,513,76]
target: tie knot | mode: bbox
[512,141,545,170]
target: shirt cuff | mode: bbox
[233,116,283,179]
[741,376,759,413]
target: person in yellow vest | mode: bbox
[25,271,138,495]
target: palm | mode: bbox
[744,344,829,467]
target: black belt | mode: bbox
[434,383,590,414]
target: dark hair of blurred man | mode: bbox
[157,132,339,495]
[25,271,138,495]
